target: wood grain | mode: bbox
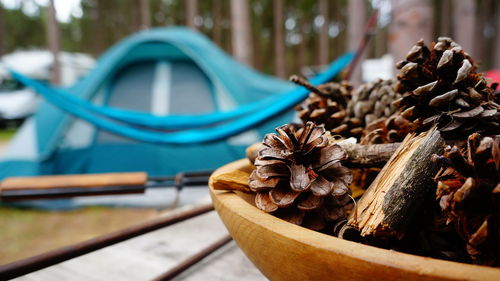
[0,172,148,191]
[245,141,400,168]
[348,128,444,237]
[209,159,500,281]
[211,170,253,193]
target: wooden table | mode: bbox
[12,208,267,281]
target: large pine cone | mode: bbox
[433,133,500,265]
[295,81,352,135]
[394,37,500,138]
[249,122,353,231]
[338,79,402,140]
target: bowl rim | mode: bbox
[209,158,500,280]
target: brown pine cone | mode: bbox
[338,79,402,139]
[394,37,500,138]
[295,80,352,135]
[433,133,500,266]
[249,122,354,231]
[359,114,415,145]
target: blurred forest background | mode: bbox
[1,0,500,79]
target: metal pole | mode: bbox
[152,235,233,281]
[0,203,214,280]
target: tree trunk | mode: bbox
[47,0,61,85]
[89,0,102,55]
[212,0,222,45]
[317,0,329,66]
[348,0,366,87]
[494,1,500,69]
[185,0,198,30]
[230,0,253,66]
[474,0,490,69]
[138,0,150,30]
[273,0,286,78]
[0,4,4,57]
[389,0,432,70]
[439,0,452,37]
[453,0,476,57]
[221,2,232,54]
[296,14,307,75]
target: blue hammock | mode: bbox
[11,53,353,131]
[11,54,352,144]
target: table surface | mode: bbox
[13,204,268,281]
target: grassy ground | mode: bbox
[0,206,159,265]
[0,131,161,265]
[0,128,16,141]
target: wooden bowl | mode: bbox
[209,159,500,281]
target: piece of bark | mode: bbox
[341,143,400,167]
[212,170,253,193]
[246,141,400,168]
[347,127,444,238]
[215,141,397,197]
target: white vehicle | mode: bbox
[0,50,95,127]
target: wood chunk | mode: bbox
[341,142,400,168]
[347,127,444,238]
[211,170,252,193]
[246,141,400,168]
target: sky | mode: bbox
[1,0,83,23]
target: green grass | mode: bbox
[0,128,16,141]
[0,206,158,265]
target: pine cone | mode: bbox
[295,81,352,135]
[433,133,500,265]
[394,37,500,138]
[359,115,415,145]
[249,122,353,231]
[337,79,402,139]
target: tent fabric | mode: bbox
[10,53,353,131]
[9,52,352,144]
[36,27,296,160]
[0,27,351,181]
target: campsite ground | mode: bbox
[0,134,160,265]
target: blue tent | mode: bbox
[0,27,352,180]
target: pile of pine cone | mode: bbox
[218,37,499,267]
